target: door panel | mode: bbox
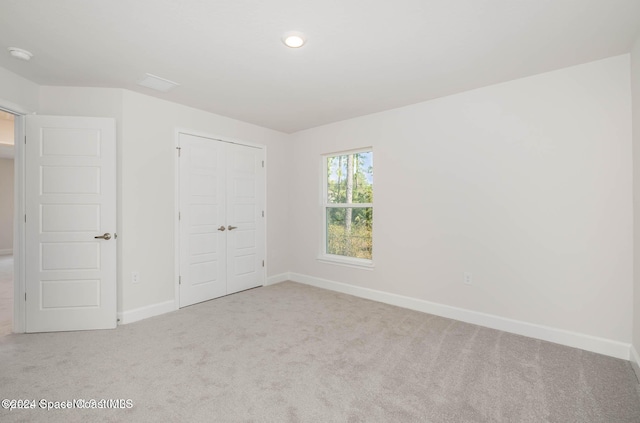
[40,128,101,156]
[41,204,100,232]
[226,144,265,294]
[41,242,100,270]
[41,280,100,308]
[42,166,101,194]
[179,134,227,307]
[178,135,265,305]
[25,115,116,332]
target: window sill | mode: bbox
[317,255,374,270]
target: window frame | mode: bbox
[319,147,374,269]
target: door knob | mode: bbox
[227,225,238,231]
[94,233,112,240]
[217,226,226,231]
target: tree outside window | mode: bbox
[323,150,373,262]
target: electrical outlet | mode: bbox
[132,271,140,284]
[464,272,472,286]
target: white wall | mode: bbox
[290,55,633,345]
[0,158,14,254]
[631,33,640,364]
[39,87,290,314]
[0,66,39,113]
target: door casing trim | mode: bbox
[13,114,25,333]
[0,98,30,334]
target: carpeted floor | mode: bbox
[1,281,639,422]
[0,255,12,337]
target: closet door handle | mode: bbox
[227,225,238,231]
[217,226,226,231]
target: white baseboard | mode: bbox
[0,248,13,256]
[265,272,291,286]
[631,346,640,382]
[118,274,292,325]
[118,300,176,325]
[289,272,631,360]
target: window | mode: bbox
[321,149,373,267]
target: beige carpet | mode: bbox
[0,255,12,336]
[1,281,639,422]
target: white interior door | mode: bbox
[226,144,265,294]
[178,134,265,307]
[179,134,227,307]
[25,115,116,332]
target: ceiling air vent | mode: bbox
[137,73,180,92]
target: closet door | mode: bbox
[178,134,265,307]
[179,134,227,307]
[226,144,265,294]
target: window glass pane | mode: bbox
[327,152,373,204]
[326,207,373,259]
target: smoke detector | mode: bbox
[8,47,33,61]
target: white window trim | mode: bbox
[319,148,373,268]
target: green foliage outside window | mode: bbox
[325,151,373,260]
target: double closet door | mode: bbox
[178,133,265,308]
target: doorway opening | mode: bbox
[0,110,15,336]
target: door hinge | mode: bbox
[176,146,181,157]
[24,136,26,144]
[24,214,26,223]
[262,160,264,168]
[262,260,265,267]
[25,292,26,301]
[261,210,264,217]
[178,211,181,221]
[179,276,182,285]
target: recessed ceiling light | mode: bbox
[282,31,306,48]
[137,73,180,92]
[8,47,33,61]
